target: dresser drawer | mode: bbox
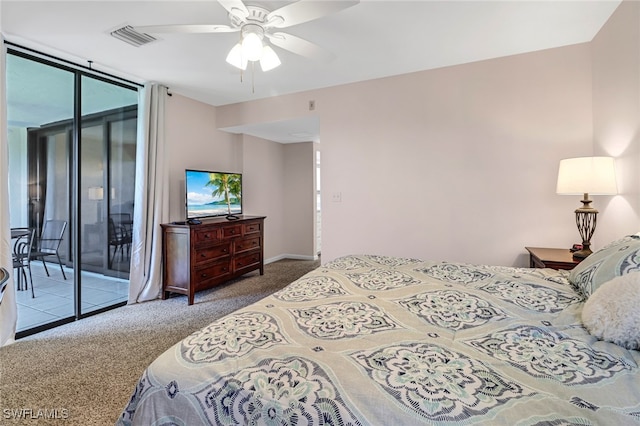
[194,243,231,265]
[235,236,260,253]
[195,260,231,286]
[234,250,261,272]
[221,224,242,239]
[194,228,220,245]
[244,221,262,234]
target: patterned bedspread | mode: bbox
[117,255,640,425]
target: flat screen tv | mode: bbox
[185,169,242,220]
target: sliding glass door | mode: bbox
[80,76,137,314]
[6,47,138,335]
[7,53,75,332]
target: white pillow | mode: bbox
[581,272,640,350]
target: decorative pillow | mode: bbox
[581,272,640,350]
[569,235,640,298]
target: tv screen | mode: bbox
[185,169,242,219]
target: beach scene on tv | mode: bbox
[186,170,242,218]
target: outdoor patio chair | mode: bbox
[31,220,67,280]
[0,267,9,306]
[12,228,35,297]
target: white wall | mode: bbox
[7,127,28,228]
[591,0,640,243]
[217,43,598,267]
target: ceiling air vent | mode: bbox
[110,25,156,47]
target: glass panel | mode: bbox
[7,50,138,335]
[81,124,106,272]
[80,76,137,314]
[109,118,137,276]
[7,53,75,331]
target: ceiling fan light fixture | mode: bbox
[241,30,263,61]
[226,43,248,70]
[260,45,281,71]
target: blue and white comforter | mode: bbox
[117,255,640,425]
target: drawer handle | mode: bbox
[201,273,208,278]
[204,233,211,239]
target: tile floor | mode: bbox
[14,262,129,332]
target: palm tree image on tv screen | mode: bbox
[186,170,242,219]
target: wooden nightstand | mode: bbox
[525,247,583,271]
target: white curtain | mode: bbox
[0,39,17,347]
[128,84,169,303]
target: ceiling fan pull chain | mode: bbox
[251,61,255,94]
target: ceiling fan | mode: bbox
[135,0,360,72]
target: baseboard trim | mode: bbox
[265,254,319,264]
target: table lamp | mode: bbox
[88,186,104,223]
[556,156,617,258]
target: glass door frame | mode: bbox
[8,45,141,339]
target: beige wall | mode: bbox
[165,93,241,222]
[164,99,316,262]
[591,0,640,243]
[283,142,316,259]
[167,0,640,267]
[241,134,287,262]
[242,136,316,262]
[218,43,596,266]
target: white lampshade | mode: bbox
[556,156,617,195]
[241,32,263,61]
[260,45,281,71]
[226,43,248,70]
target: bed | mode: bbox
[117,236,640,425]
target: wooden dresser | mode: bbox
[161,216,265,305]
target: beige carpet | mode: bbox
[0,258,319,425]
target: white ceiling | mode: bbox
[0,0,621,142]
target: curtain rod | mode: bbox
[4,40,144,89]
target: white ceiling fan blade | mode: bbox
[266,0,359,29]
[134,24,238,34]
[267,32,335,63]
[217,0,249,20]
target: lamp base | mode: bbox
[572,247,593,259]
[573,201,597,260]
